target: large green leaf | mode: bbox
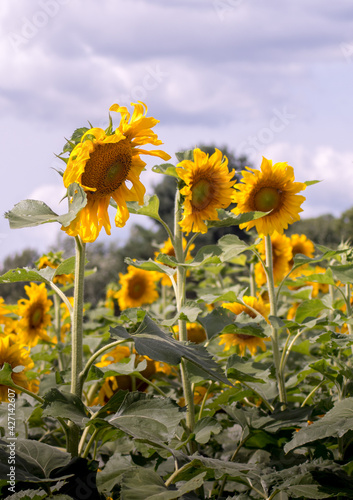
[194,417,222,444]
[5,183,86,229]
[126,195,162,221]
[0,266,54,285]
[330,263,353,284]
[152,163,179,177]
[120,467,206,500]
[110,315,231,386]
[295,299,328,323]
[99,392,185,444]
[41,388,90,427]
[284,398,353,453]
[205,209,267,229]
[198,308,237,339]
[125,258,176,277]
[226,355,270,384]
[0,439,71,482]
[96,453,133,493]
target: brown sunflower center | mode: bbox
[191,178,214,211]
[31,307,43,327]
[236,333,252,341]
[254,187,281,212]
[81,140,132,198]
[128,277,146,299]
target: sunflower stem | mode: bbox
[68,236,86,457]
[174,189,196,448]
[264,234,287,407]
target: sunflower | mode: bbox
[0,336,38,402]
[154,237,194,286]
[173,322,207,343]
[219,295,270,356]
[17,283,53,347]
[61,102,170,243]
[232,157,306,236]
[116,265,159,310]
[0,297,16,335]
[179,385,213,407]
[92,348,160,406]
[37,252,74,286]
[289,233,315,266]
[255,231,293,287]
[176,148,236,234]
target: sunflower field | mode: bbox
[1,101,353,500]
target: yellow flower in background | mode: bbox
[17,283,53,347]
[219,295,269,356]
[176,148,236,234]
[232,157,306,236]
[116,265,159,310]
[91,348,168,406]
[96,345,131,368]
[289,234,315,266]
[222,295,270,321]
[307,266,330,298]
[219,332,267,357]
[179,385,213,407]
[173,322,207,343]
[62,101,171,242]
[0,297,16,335]
[255,232,293,287]
[37,252,74,286]
[0,336,38,402]
[154,237,194,286]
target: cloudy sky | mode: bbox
[1,0,353,265]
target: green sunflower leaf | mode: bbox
[295,299,329,323]
[175,149,194,162]
[194,417,222,444]
[284,397,353,453]
[5,183,87,230]
[41,388,90,428]
[329,263,353,284]
[152,163,179,177]
[110,314,232,386]
[125,258,176,277]
[126,195,161,221]
[0,362,14,386]
[206,209,268,229]
[0,266,54,285]
[120,467,206,500]
[226,355,270,383]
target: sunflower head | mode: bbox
[255,232,293,286]
[116,265,159,310]
[176,148,236,234]
[0,336,37,402]
[154,237,194,286]
[17,283,53,347]
[37,251,74,285]
[173,322,207,343]
[222,295,270,322]
[232,157,306,236]
[61,101,171,242]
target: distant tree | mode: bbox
[287,212,348,247]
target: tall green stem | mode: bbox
[265,234,287,406]
[174,189,196,437]
[68,236,86,456]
